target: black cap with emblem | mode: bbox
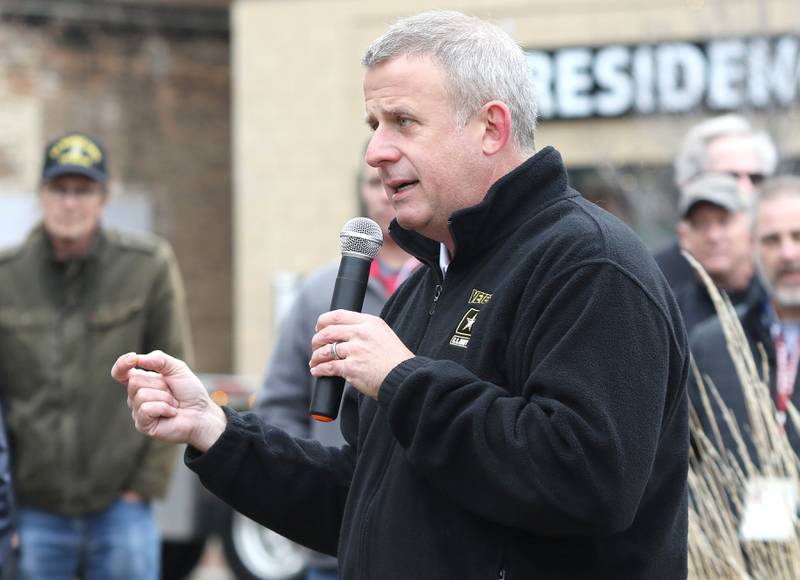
[41,132,108,183]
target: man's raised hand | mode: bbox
[111,350,226,452]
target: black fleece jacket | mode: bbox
[187,147,689,579]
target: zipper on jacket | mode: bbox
[428,284,442,315]
[495,535,507,580]
[410,277,443,354]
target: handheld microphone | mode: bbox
[309,217,383,422]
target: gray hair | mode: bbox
[750,175,800,232]
[674,114,778,187]
[362,10,537,155]
[756,175,800,207]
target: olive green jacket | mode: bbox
[0,225,193,516]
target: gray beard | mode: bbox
[755,257,800,308]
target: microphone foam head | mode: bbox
[340,217,383,260]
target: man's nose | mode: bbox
[58,190,83,205]
[704,221,726,242]
[779,237,800,262]
[737,175,756,196]
[365,129,400,168]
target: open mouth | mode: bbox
[387,180,419,198]
[395,181,418,193]
[384,176,419,195]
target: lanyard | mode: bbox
[369,260,401,296]
[775,331,800,425]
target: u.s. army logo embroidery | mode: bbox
[449,289,493,348]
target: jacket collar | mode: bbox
[28,224,106,265]
[389,146,574,265]
[741,283,774,353]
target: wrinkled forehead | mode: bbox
[756,192,800,233]
[364,55,452,110]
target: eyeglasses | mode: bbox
[42,182,103,198]
[724,171,767,186]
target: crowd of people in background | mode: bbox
[691,176,800,454]
[657,112,800,456]
[0,9,798,580]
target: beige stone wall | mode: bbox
[233,0,800,374]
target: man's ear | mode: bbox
[479,101,511,156]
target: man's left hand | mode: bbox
[310,310,414,399]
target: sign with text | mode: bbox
[527,35,800,119]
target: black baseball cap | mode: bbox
[41,132,108,183]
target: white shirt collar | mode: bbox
[439,243,451,278]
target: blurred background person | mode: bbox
[691,175,800,454]
[673,172,761,333]
[0,133,193,580]
[253,155,417,580]
[0,396,14,579]
[656,114,778,290]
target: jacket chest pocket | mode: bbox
[87,299,146,346]
[88,300,145,328]
[0,308,59,391]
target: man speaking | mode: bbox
[114,10,689,579]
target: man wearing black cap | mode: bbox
[673,172,762,333]
[654,114,777,290]
[0,132,193,579]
